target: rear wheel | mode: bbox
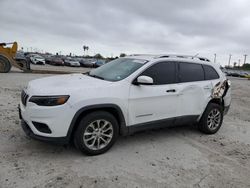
[198,103,223,134]
[0,55,11,73]
[74,111,119,155]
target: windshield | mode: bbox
[88,58,146,81]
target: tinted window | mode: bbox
[179,62,204,82]
[203,65,219,80]
[141,62,176,85]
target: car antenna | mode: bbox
[192,53,199,59]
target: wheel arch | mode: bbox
[66,104,128,142]
[0,53,12,62]
[199,97,224,121]
[208,98,224,107]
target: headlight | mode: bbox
[29,95,70,106]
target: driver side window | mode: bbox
[141,62,176,85]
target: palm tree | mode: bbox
[83,45,89,56]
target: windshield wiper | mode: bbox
[87,74,105,80]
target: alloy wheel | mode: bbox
[83,119,113,150]
[207,109,221,130]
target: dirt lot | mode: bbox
[0,72,250,188]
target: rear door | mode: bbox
[203,64,221,90]
[176,62,212,118]
[128,61,180,126]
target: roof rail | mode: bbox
[127,54,211,62]
[156,54,211,62]
[128,54,155,57]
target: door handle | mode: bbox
[166,89,176,93]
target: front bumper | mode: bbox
[20,120,68,145]
[18,100,75,144]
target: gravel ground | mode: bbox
[0,72,250,188]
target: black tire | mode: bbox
[74,111,119,155]
[198,103,223,134]
[0,55,12,73]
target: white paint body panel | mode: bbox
[20,55,231,138]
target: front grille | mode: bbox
[21,90,29,106]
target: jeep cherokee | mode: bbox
[19,54,231,155]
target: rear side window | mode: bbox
[141,62,176,85]
[179,62,204,82]
[203,65,219,80]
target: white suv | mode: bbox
[19,54,231,155]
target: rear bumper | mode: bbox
[21,120,69,145]
[224,105,230,115]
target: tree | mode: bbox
[83,45,89,56]
[119,53,126,57]
[94,53,103,59]
[242,63,250,70]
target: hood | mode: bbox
[27,74,112,95]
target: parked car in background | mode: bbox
[79,59,95,67]
[231,71,242,77]
[15,51,27,61]
[79,59,87,67]
[25,54,36,64]
[15,52,30,70]
[93,60,105,68]
[30,54,45,65]
[239,71,249,78]
[64,58,80,67]
[44,55,53,64]
[48,56,64,66]
[218,68,250,78]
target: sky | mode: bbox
[1,0,250,66]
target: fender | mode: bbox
[66,103,128,141]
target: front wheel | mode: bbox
[74,111,119,155]
[198,103,223,134]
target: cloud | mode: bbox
[0,0,249,64]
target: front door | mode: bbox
[128,61,179,126]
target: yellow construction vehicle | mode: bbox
[0,42,31,73]
[0,42,70,74]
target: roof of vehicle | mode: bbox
[33,55,43,58]
[126,54,212,64]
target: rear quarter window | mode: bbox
[203,65,220,80]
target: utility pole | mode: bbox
[238,59,241,67]
[228,54,232,67]
[243,54,247,65]
[214,53,217,63]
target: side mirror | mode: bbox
[134,75,153,85]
